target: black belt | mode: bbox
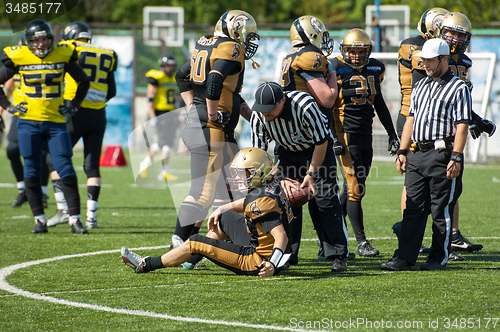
[416,137,454,152]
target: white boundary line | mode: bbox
[0,247,334,332]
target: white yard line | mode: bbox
[0,247,333,332]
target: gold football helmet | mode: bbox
[417,8,449,39]
[340,28,372,69]
[438,12,472,54]
[214,10,260,59]
[290,16,333,56]
[227,147,278,192]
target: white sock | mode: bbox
[17,181,25,191]
[54,192,68,211]
[34,214,47,224]
[69,215,81,225]
[87,200,98,220]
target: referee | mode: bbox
[251,82,349,272]
[381,39,471,271]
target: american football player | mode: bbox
[170,10,259,259]
[280,16,337,129]
[121,147,292,278]
[2,34,51,209]
[0,19,90,233]
[138,54,180,181]
[46,21,118,230]
[331,28,398,257]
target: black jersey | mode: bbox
[187,35,246,133]
[244,177,293,259]
[331,56,391,135]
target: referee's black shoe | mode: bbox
[420,260,448,271]
[331,256,347,272]
[381,257,411,271]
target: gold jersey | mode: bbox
[145,69,177,111]
[3,43,76,123]
[60,40,118,109]
[12,74,22,105]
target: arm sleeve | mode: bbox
[211,59,241,77]
[297,69,324,82]
[0,66,16,109]
[66,61,90,106]
[175,62,192,93]
[374,93,397,136]
[106,71,116,101]
[146,76,159,86]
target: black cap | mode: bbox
[252,82,284,113]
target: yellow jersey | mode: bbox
[145,69,177,111]
[60,40,118,109]
[3,43,77,123]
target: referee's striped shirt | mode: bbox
[409,69,472,142]
[251,90,331,152]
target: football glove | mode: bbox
[8,102,28,115]
[58,104,78,116]
[216,111,230,126]
[469,124,481,140]
[476,118,496,137]
[388,135,400,156]
[333,137,345,156]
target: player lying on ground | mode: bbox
[121,147,294,278]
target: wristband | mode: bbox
[306,171,318,179]
[147,96,154,103]
[397,149,408,156]
[269,248,283,268]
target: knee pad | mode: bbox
[6,143,21,161]
[161,145,170,154]
[151,142,160,153]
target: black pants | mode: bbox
[395,147,461,265]
[276,139,348,261]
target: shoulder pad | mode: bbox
[145,69,164,79]
[295,51,327,72]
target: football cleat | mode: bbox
[331,256,347,272]
[86,218,98,229]
[171,234,184,249]
[158,170,178,181]
[47,210,70,227]
[121,247,148,273]
[181,260,206,270]
[451,230,483,252]
[12,190,28,207]
[30,216,48,234]
[357,240,380,257]
[71,219,89,234]
[139,161,150,179]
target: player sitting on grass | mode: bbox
[121,147,293,278]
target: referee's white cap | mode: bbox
[417,38,450,59]
[252,82,284,113]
